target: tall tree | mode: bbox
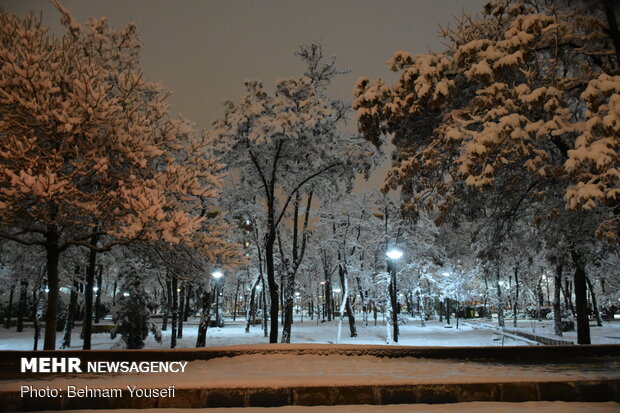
[354,0,619,344]
[215,43,371,343]
[0,6,232,349]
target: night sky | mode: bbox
[2,0,486,130]
[2,0,485,192]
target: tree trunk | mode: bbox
[94,266,103,324]
[586,276,603,327]
[373,303,378,326]
[62,278,79,348]
[496,267,505,328]
[483,274,490,319]
[439,299,443,322]
[445,298,451,325]
[171,276,178,348]
[33,288,41,351]
[183,287,191,322]
[44,226,60,350]
[266,229,279,343]
[233,279,240,321]
[177,282,185,339]
[356,275,368,327]
[17,280,28,332]
[512,267,519,328]
[419,291,426,327]
[82,234,100,350]
[112,276,118,306]
[602,0,620,68]
[196,289,212,347]
[553,263,563,337]
[563,278,576,316]
[344,296,357,337]
[162,276,171,331]
[536,277,544,321]
[4,284,14,329]
[456,300,460,329]
[336,277,356,342]
[570,249,591,344]
[338,265,357,338]
[407,292,414,317]
[545,274,551,307]
[281,291,294,343]
[261,276,268,337]
[245,276,259,333]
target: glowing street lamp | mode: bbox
[386,249,403,260]
[386,247,403,343]
[212,270,224,326]
[319,281,326,320]
[333,287,343,310]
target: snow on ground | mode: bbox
[2,351,619,392]
[508,319,620,344]
[1,316,619,350]
[33,402,620,413]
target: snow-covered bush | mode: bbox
[111,273,161,349]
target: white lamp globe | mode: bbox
[212,270,224,279]
[386,249,403,260]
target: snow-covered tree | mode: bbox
[111,269,161,349]
[214,43,373,343]
[0,5,236,349]
[354,0,620,344]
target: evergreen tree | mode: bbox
[111,271,161,349]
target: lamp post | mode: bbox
[386,248,403,343]
[333,288,342,312]
[212,270,223,327]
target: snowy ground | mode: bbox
[509,319,620,344]
[4,318,619,411]
[1,316,619,350]
[2,351,619,391]
[33,402,620,413]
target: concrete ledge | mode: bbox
[2,379,619,411]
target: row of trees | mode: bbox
[9,182,613,347]
[1,0,618,348]
[6,180,616,347]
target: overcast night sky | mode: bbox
[2,0,486,189]
[3,0,486,129]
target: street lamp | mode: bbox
[386,248,403,343]
[212,270,224,326]
[333,288,342,311]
